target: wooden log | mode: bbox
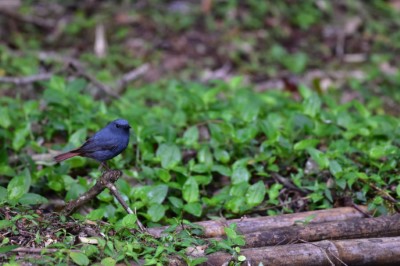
[148,206,368,238]
[244,214,400,248]
[200,236,400,266]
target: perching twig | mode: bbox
[62,170,122,216]
[61,170,146,232]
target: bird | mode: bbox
[54,119,131,170]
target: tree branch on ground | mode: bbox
[61,170,146,232]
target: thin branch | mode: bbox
[0,73,53,85]
[105,182,147,232]
[359,179,400,212]
[61,170,146,232]
[0,8,55,29]
[61,170,122,216]
[69,62,120,98]
[10,247,79,253]
[115,64,149,94]
[351,202,373,218]
[271,172,310,194]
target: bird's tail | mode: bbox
[54,151,80,162]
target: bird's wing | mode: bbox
[77,136,118,153]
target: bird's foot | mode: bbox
[100,162,110,172]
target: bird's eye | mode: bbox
[115,124,120,128]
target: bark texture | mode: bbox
[148,206,369,238]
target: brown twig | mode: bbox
[61,170,122,216]
[350,202,373,218]
[61,170,146,232]
[271,172,310,195]
[0,8,55,29]
[105,182,147,232]
[0,73,53,85]
[9,247,79,253]
[69,63,119,98]
[115,64,149,94]
[359,179,400,212]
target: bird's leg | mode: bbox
[100,161,110,172]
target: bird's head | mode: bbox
[109,119,131,132]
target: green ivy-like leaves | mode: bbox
[156,143,182,169]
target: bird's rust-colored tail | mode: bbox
[54,151,80,162]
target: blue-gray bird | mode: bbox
[55,119,131,169]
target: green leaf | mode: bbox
[183,176,199,203]
[238,255,246,262]
[12,126,30,151]
[65,183,86,201]
[87,209,105,221]
[294,139,319,151]
[0,186,7,203]
[156,168,171,183]
[268,183,283,202]
[122,214,137,229]
[7,169,31,202]
[147,204,166,222]
[214,149,230,163]
[70,252,90,266]
[69,128,87,147]
[168,196,183,209]
[231,166,250,185]
[225,197,245,214]
[183,202,202,217]
[246,181,266,206]
[369,144,395,160]
[0,165,16,176]
[0,245,18,253]
[0,107,11,128]
[147,184,168,204]
[156,143,182,169]
[0,220,12,230]
[307,148,329,169]
[303,93,321,118]
[18,193,48,205]
[329,160,343,177]
[396,184,400,198]
[198,147,213,168]
[182,126,199,146]
[101,257,116,266]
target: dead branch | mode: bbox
[0,73,53,85]
[61,170,146,232]
[148,206,369,238]
[198,236,400,266]
[243,214,400,248]
[61,170,122,216]
[115,64,149,95]
[104,182,146,232]
[68,62,119,98]
[271,172,310,194]
[0,8,55,29]
[359,179,400,212]
[9,247,79,253]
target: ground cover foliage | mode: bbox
[0,0,400,265]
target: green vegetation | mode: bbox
[0,0,400,265]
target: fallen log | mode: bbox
[244,214,400,248]
[200,236,400,266]
[148,206,368,238]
